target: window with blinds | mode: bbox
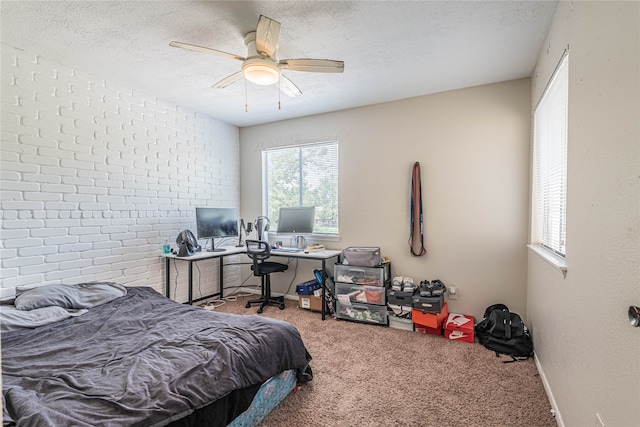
[263,141,339,234]
[532,52,568,257]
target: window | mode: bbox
[532,51,568,257]
[263,141,338,234]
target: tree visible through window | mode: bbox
[263,141,338,234]
[532,51,568,257]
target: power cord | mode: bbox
[172,258,180,300]
[199,254,305,310]
[284,258,300,296]
[201,271,261,310]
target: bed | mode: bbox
[1,284,312,427]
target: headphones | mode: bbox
[176,230,200,257]
[253,216,270,231]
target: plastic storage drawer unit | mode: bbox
[336,301,388,325]
[335,282,385,305]
[334,264,388,287]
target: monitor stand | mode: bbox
[207,238,225,252]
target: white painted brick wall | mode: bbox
[1,45,241,303]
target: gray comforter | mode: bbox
[2,287,312,427]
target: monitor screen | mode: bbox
[195,207,239,240]
[277,206,315,234]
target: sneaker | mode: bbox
[402,277,417,293]
[419,280,432,297]
[391,276,404,292]
[431,279,446,296]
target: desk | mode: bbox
[161,247,245,305]
[271,248,342,320]
[162,247,341,320]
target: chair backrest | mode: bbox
[246,240,271,276]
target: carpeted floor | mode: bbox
[207,295,557,427]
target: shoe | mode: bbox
[431,279,446,296]
[391,276,404,292]
[402,277,417,294]
[419,280,432,297]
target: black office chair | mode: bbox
[245,240,289,313]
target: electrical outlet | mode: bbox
[596,412,606,427]
[448,285,458,300]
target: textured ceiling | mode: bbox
[1,1,557,127]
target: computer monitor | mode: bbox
[195,207,239,252]
[277,206,315,234]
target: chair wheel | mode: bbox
[257,308,263,314]
[279,304,285,310]
[245,302,251,308]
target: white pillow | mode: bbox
[14,282,127,311]
[0,304,87,332]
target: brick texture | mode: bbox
[1,46,241,302]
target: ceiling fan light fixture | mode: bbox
[243,62,280,86]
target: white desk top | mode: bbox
[160,246,341,260]
[160,246,245,260]
[271,249,342,259]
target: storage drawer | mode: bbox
[336,301,388,325]
[335,282,386,305]
[334,264,388,287]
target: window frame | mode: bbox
[262,140,339,238]
[530,50,569,276]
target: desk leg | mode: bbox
[165,258,170,298]
[219,257,224,299]
[188,261,193,305]
[321,259,326,320]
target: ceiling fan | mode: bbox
[170,15,344,98]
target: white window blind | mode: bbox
[263,141,339,234]
[533,52,568,257]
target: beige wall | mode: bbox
[240,79,531,321]
[528,2,640,426]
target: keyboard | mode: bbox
[272,247,303,253]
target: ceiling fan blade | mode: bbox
[279,59,344,73]
[169,41,245,61]
[279,75,302,98]
[212,71,244,88]
[255,15,281,56]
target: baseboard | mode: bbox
[534,352,563,427]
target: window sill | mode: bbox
[527,244,567,278]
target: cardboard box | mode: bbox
[387,289,415,306]
[444,313,475,343]
[412,302,448,329]
[296,279,321,295]
[298,294,324,312]
[387,303,412,319]
[414,323,442,335]
[412,294,445,313]
[389,315,414,331]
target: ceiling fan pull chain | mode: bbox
[245,79,248,112]
[278,79,281,110]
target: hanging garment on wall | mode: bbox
[409,162,427,257]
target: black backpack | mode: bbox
[475,304,534,363]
